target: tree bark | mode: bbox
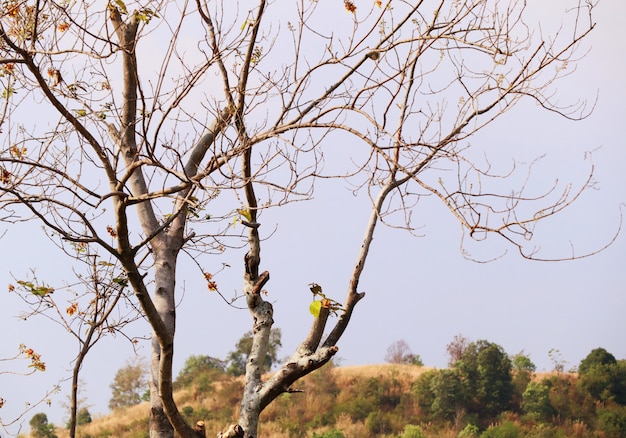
[148,248,178,438]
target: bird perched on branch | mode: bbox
[47,68,63,87]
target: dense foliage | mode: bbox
[577,348,626,406]
[29,413,58,438]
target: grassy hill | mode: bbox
[54,364,429,438]
[49,364,613,438]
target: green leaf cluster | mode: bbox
[16,280,54,296]
[2,87,15,98]
[135,8,159,23]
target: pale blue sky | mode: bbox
[1,0,625,431]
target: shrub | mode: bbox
[596,404,626,438]
[522,382,554,422]
[400,424,427,438]
[336,375,401,422]
[458,424,480,438]
[181,405,194,418]
[544,374,595,423]
[480,421,521,438]
[365,411,392,435]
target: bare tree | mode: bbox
[8,246,141,438]
[385,340,420,365]
[447,334,471,367]
[0,1,613,437]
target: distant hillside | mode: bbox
[54,364,426,438]
[50,363,611,438]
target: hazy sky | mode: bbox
[1,0,625,432]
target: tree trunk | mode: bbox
[148,246,179,438]
[149,337,173,438]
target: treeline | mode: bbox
[37,338,626,437]
[170,339,626,437]
[411,341,626,437]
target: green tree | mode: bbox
[411,355,425,367]
[175,355,225,388]
[109,357,149,410]
[76,407,92,426]
[414,368,467,424]
[430,369,467,423]
[511,351,536,411]
[521,382,554,422]
[578,352,626,405]
[65,407,92,429]
[414,370,437,417]
[512,351,536,374]
[456,340,513,424]
[29,413,58,438]
[579,348,617,375]
[611,362,626,405]
[226,328,282,376]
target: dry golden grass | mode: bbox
[333,363,433,382]
[334,413,369,438]
[56,364,560,438]
[55,388,196,438]
[55,401,149,438]
[533,371,577,383]
[336,365,576,382]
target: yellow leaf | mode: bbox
[309,300,322,317]
[237,208,252,222]
[113,0,128,14]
